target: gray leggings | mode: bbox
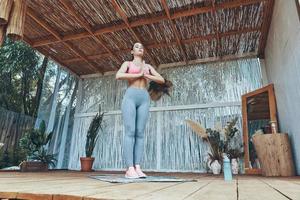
[121,87,150,168]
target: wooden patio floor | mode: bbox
[0,170,299,200]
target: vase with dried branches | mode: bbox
[186,117,242,174]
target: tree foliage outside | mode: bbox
[0,38,50,117]
[0,37,65,169]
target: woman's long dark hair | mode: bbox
[148,79,173,101]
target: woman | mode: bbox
[116,42,165,178]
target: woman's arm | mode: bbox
[115,61,143,80]
[144,64,165,84]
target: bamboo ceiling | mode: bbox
[22,0,274,76]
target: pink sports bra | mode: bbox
[126,61,151,75]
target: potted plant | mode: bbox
[80,106,105,172]
[19,120,56,172]
[205,128,224,174]
[186,117,241,175]
[224,120,244,175]
[227,147,244,174]
[186,120,223,174]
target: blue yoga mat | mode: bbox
[88,174,197,183]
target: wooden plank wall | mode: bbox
[0,107,35,149]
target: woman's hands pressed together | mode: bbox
[143,73,152,79]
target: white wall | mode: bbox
[264,0,300,174]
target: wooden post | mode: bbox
[6,0,27,41]
[252,133,295,176]
[0,0,13,25]
[0,25,6,46]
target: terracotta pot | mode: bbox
[80,157,95,172]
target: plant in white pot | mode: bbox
[186,117,241,175]
[224,121,244,175]
[227,147,244,175]
[186,120,223,174]
[205,128,224,174]
[80,106,105,172]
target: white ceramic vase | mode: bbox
[231,158,239,175]
[210,160,221,175]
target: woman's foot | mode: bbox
[135,165,147,178]
[125,167,139,179]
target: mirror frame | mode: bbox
[241,84,278,174]
[296,0,300,21]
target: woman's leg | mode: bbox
[121,95,137,168]
[133,97,150,166]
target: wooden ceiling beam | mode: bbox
[64,52,112,63]
[37,47,81,78]
[26,7,101,74]
[258,0,274,58]
[170,0,265,19]
[158,52,257,69]
[23,36,80,77]
[80,51,258,77]
[23,36,33,46]
[110,0,159,67]
[30,0,265,47]
[63,26,260,63]
[31,17,166,47]
[161,0,187,63]
[23,36,83,77]
[130,15,168,27]
[216,0,265,9]
[58,0,119,70]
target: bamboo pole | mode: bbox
[0,25,6,46]
[6,0,27,41]
[0,0,13,25]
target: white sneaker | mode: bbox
[125,167,139,179]
[135,166,147,178]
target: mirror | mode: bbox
[241,84,278,174]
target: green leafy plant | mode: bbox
[19,120,56,167]
[85,106,105,157]
[31,147,57,167]
[19,120,52,155]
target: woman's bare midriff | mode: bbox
[128,77,148,89]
